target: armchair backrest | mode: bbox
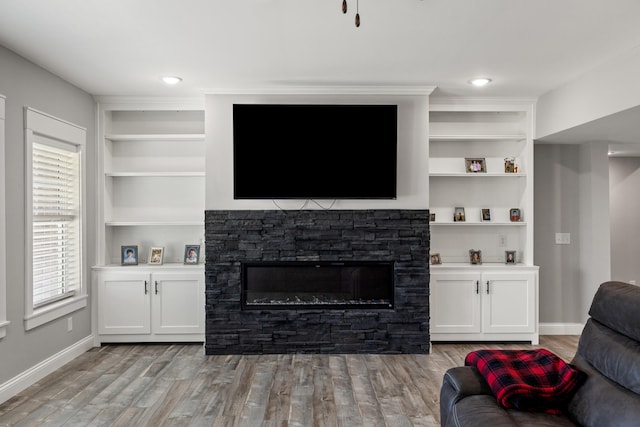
[568,281,640,426]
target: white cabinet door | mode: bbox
[482,271,536,334]
[97,271,151,335]
[151,271,205,335]
[430,272,481,334]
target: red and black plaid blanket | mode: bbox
[464,348,584,415]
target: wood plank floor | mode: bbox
[0,336,579,426]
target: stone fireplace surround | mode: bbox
[205,209,430,354]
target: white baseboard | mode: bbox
[0,335,95,405]
[540,322,585,335]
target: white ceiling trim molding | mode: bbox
[430,97,537,111]
[93,96,205,110]
[203,85,436,96]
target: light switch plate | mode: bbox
[555,233,571,245]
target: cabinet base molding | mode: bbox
[96,334,204,344]
[431,333,539,345]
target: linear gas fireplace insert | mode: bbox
[241,261,395,310]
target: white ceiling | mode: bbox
[1,0,640,146]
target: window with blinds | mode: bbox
[32,141,80,308]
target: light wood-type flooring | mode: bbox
[0,336,579,427]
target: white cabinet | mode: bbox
[97,270,151,335]
[430,269,538,342]
[430,272,481,334]
[95,267,205,343]
[152,271,205,336]
[430,267,539,344]
[482,271,536,335]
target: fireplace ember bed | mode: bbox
[241,261,394,310]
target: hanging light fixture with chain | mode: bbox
[342,0,361,27]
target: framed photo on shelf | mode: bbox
[149,247,164,265]
[469,249,482,265]
[505,250,516,264]
[430,253,442,265]
[481,208,491,222]
[510,208,522,222]
[465,158,486,173]
[184,245,200,264]
[504,157,516,173]
[430,212,436,222]
[121,245,138,266]
[453,207,466,222]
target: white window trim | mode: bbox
[24,107,87,330]
[0,95,7,338]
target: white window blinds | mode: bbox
[32,141,80,307]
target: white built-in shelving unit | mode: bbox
[96,99,206,266]
[93,98,205,343]
[428,99,539,343]
[429,99,535,265]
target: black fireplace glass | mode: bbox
[241,261,394,309]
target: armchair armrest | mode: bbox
[440,366,493,427]
[443,366,493,397]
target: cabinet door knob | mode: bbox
[144,280,148,294]
[155,281,159,295]
[486,280,490,294]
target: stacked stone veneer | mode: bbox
[204,209,430,354]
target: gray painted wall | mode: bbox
[0,45,96,385]
[577,142,611,322]
[534,144,582,324]
[609,157,640,284]
[534,143,611,326]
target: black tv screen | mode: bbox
[233,104,397,199]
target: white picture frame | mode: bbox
[149,247,164,265]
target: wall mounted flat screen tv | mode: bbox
[233,104,397,199]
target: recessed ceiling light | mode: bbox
[469,78,492,87]
[162,76,182,85]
